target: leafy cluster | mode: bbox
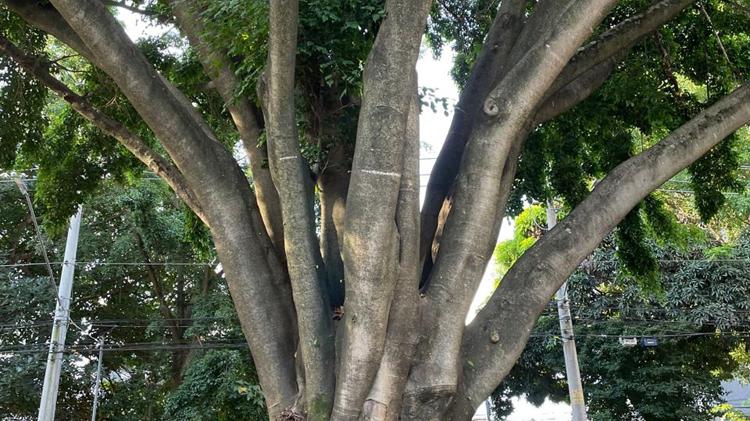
[0,7,48,167]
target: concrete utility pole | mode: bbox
[38,207,83,421]
[546,200,587,421]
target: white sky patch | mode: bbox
[116,9,171,42]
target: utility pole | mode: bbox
[38,207,83,421]
[91,337,105,421]
[546,200,587,421]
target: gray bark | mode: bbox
[364,84,421,421]
[454,82,750,419]
[333,1,431,418]
[265,1,335,417]
[405,3,619,418]
[419,0,527,272]
[6,1,750,419]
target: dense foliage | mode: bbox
[0,179,265,420]
[1,0,749,419]
[490,206,750,420]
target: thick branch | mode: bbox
[506,0,579,64]
[419,0,527,273]
[458,83,750,417]
[45,0,299,414]
[533,50,625,124]
[0,34,207,224]
[265,0,335,417]
[407,1,618,416]
[364,87,421,421]
[333,1,432,419]
[168,0,285,256]
[3,0,95,62]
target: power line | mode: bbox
[0,316,239,331]
[0,342,250,355]
[5,330,750,356]
[0,261,214,268]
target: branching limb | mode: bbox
[533,50,625,124]
[457,83,750,418]
[44,0,299,415]
[264,0,335,418]
[697,1,738,77]
[0,34,207,224]
[421,0,697,270]
[333,1,432,419]
[3,0,95,62]
[548,0,697,96]
[364,85,421,421]
[406,1,618,417]
[419,0,527,275]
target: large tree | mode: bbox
[1,0,749,420]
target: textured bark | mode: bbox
[363,86,421,421]
[420,0,697,260]
[455,82,750,419]
[419,0,527,273]
[333,1,432,418]
[7,1,750,419]
[265,1,335,417]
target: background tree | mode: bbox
[0,179,266,420]
[1,0,750,419]
[490,222,750,420]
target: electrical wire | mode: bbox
[0,261,214,268]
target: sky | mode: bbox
[117,10,571,420]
